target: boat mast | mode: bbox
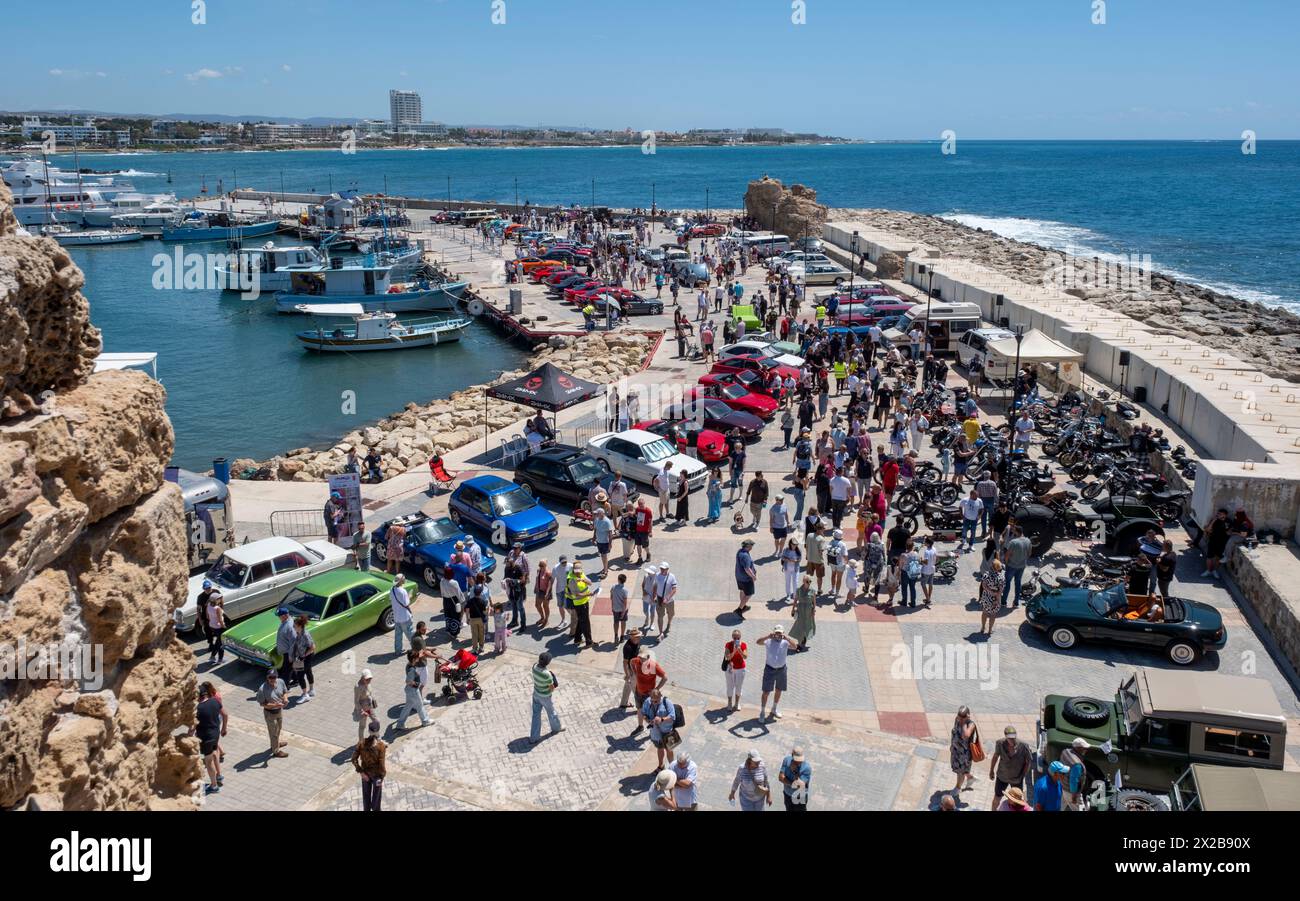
[72,137,85,226]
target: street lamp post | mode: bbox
[849,231,859,297]
[705,186,710,220]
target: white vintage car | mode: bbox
[175,536,350,631]
[585,429,708,491]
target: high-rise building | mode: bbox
[388,90,422,129]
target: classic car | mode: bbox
[221,570,409,668]
[665,395,764,441]
[177,536,350,632]
[1025,579,1226,665]
[693,379,777,420]
[591,291,663,316]
[448,475,559,548]
[717,340,804,369]
[512,444,641,506]
[585,429,708,489]
[709,353,801,383]
[371,513,497,590]
[1035,668,1287,793]
[634,418,729,463]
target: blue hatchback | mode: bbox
[448,474,559,548]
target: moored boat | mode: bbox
[162,210,281,242]
[273,259,467,313]
[46,226,145,246]
[295,306,471,352]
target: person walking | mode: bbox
[779,536,802,601]
[256,669,290,758]
[706,469,724,522]
[633,498,654,563]
[729,750,772,810]
[979,559,1005,636]
[351,719,387,811]
[950,705,977,796]
[529,652,564,744]
[652,561,679,635]
[629,647,667,736]
[642,688,677,772]
[353,669,377,741]
[288,615,316,703]
[827,528,848,597]
[779,407,795,449]
[757,625,798,722]
[805,524,827,595]
[465,579,490,654]
[744,470,769,529]
[727,440,747,503]
[788,574,817,652]
[619,627,643,710]
[988,725,1031,812]
[192,682,228,795]
[919,535,938,605]
[734,539,757,617]
[672,751,699,811]
[205,589,227,664]
[591,507,614,575]
[396,650,430,730]
[959,489,983,552]
[778,746,812,811]
[389,574,415,653]
[610,573,630,644]
[532,559,553,630]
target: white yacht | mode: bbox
[81,191,179,227]
[2,158,136,226]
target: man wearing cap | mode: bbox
[275,606,297,684]
[255,668,290,759]
[988,725,1032,811]
[324,491,344,544]
[792,427,814,475]
[529,652,563,744]
[353,669,377,741]
[389,574,415,653]
[756,625,799,723]
[619,628,644,710]
[779,746,813,811]
[566,561,596,650]
[1059,738,1090,810]
[734,541,757,617]
[1034,761,1068,811]
[652,562,679,635]
[672,751,699,811]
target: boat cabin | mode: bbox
[288,262,397,297]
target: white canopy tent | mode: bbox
[984,328,1085,388]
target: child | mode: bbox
[844,561,860,606]
[491,602,510,654]
[610,573,629,644]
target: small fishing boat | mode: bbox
[162,210,281,242]
[295,305,471,352]
[41,225,144,246]
[273,260,467,313]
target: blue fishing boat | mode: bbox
[162,210,281,242]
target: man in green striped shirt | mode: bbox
[529,652,564,744]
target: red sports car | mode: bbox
[634,418,728,463]
[710,353,801,383]
[570,285,635,305]
[563,280,604,302]
[705,369,786,400]
[692,380,777,420]
[689,223,726,238]
[540,268,579,285]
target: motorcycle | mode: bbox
[893,480,960,515]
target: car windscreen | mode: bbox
[641,438,678,463]
[720,384,748,400]
[280,587,329,620]
[207,555,247,589]
[408,520,459,545]
[568,458,605,483]
[492,489,536,517]
[704,399,733,419]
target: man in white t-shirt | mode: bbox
[757,625,799,723]
[959,490,984,551]
[653,462,674,521]
[828,467,854,530]
[1013,411,1035,456]
[920,535,939,604]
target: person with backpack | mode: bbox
[898,539,922,608]
[641,688,678,772]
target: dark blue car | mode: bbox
[448,475,558,549]
[371,513,497,590]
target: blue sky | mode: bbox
[4,0,1298,138]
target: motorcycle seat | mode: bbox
[925,502,962,514]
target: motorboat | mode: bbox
[3,158,137,226]
[42,225,144,246]
[80,191,179,226]
[273,260,467,313]
[294,306,471,351]
[212,242,327,292]
[161,209,281,242]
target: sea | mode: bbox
[39,141,1300,469]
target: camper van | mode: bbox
[884,302,983,355]
[174,469,234,571]
[742,234,791,258]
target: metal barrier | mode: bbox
[269,509,327,540]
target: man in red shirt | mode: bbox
[880,456,900,499]
[630,648,667,736]
[633,498,654,564]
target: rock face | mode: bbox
[0,181,199,810]
[744,176,828,243]
[840,207,1300,384]
[246,330,657,482]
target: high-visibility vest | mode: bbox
[565,571,591,606]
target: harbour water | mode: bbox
[47,140,1300,468]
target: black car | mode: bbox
[663,399,764,441]
[591,292,663,316]
[546,275,593,294]
[512,445,640,507]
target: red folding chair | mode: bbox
[428,455,459,495]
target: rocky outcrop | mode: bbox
[246,330,657,481]
[744,176,828,242]
[840,207,1300,383]
[0,181,199,810]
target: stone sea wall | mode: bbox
[0,183,200,810]
[237,331,658,481]
[838,208,1300,383]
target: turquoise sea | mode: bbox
[44,141,1300,468]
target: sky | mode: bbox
[4,0,1299,139]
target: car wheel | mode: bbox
[1050,626,1079,650]
[449,507,463,525]
[1062,696,1112,728]
[517,481,535,497]
[596,458,611,473]
[1114,789,1171,812]
[422,565,440,591]
[379,607,396,631]
[1165,640,1200,666]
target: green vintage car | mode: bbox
[1036,668,1287,793]
[222,570,414,668]
[731,304,762,332]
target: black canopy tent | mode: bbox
[484,361,603,447]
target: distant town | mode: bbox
[2,88,855,153]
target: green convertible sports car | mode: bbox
[222,570,414,668]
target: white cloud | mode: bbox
[49,67,107,80]
[186,68,223,81]
[95,71,107,78]
[281,64,291,72]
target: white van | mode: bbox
[884,301,983,355]
[608,230,635,245]
[743,234,791,257]
[955,327,1017,380]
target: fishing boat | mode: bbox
[42,225,144,246]
[295,306,471,352]
[211,242,327,292]
[162,210,281,242]
[273,260,467,313]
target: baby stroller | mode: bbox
[437,649,482,702]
